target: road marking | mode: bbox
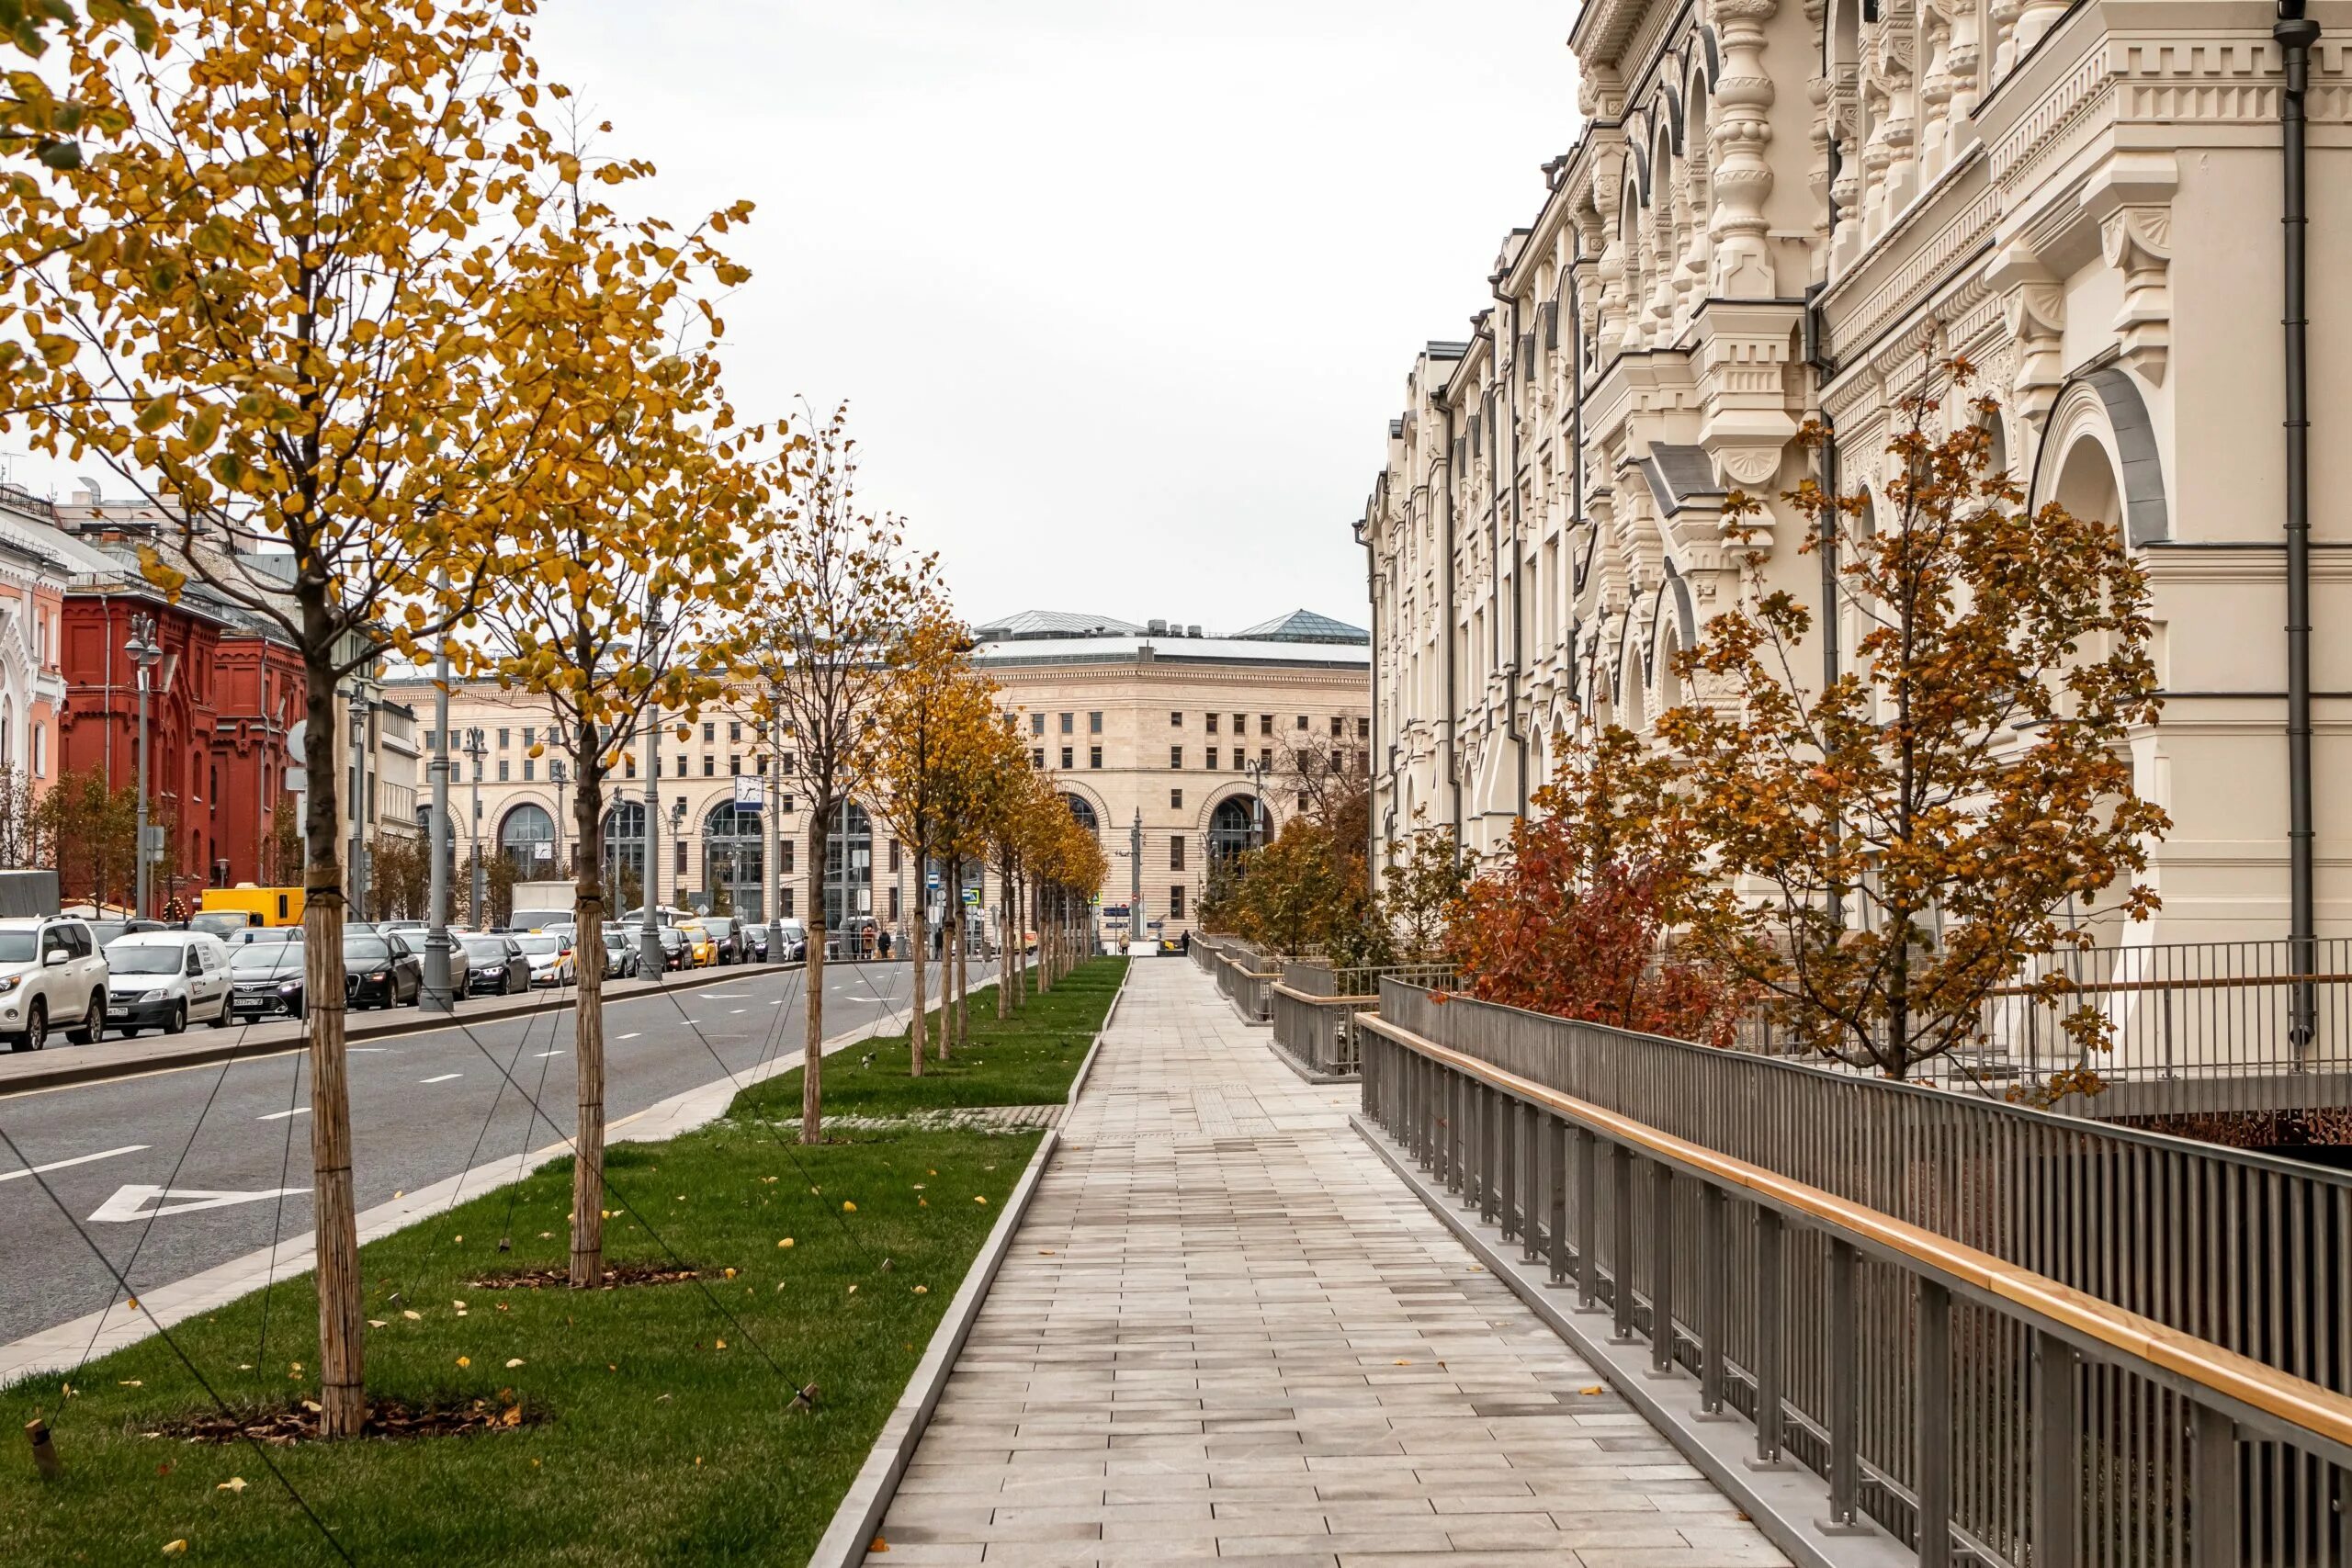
[617,1032,640,1042]
[697,991,748,999]
[91,1184,307,1223]
[534,1050,565,1058]
[729,1009,746,1015]
[0,1144,149,1183]
[350,1047,391,1054]
[419,1073,461,1084]
[257,1107,310,1122]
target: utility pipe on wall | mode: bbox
[2278,0,2321,1048]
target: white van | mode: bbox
[0,916,107,1051]
[103,930,234,1035]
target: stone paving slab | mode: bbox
[862,959,1787,1565]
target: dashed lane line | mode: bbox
[0,1144,150,1182]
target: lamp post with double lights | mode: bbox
[463,726,488,925]
[125,613,162,918]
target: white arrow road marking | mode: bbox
[0,1145,149,1183]
[257,1107,309,1122]
[90,1184,307,1223]
[419,1073,461,1085]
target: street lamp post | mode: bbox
[1129,809,1144,947]
[345,680,371,920]
[1244,757,1269,851]
[422,625,455,1011]
[638,597,667,977]
[763,698,784,964]
[125,613,162,919]
[463,727,488,925]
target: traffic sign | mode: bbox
[285,718,307,762]
[285,766,308,794]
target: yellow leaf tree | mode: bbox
[472,178,774,1287]
[0,0,590,1435]
[743,406,934,1142]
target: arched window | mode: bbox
[823,800,873,929]
[703,801,763,919]
[1062,794,1098,832]
[498,803,556,873]
[1207,795,1263,861]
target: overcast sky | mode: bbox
[11,2,1582,637]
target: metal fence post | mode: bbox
[1749,1207,1787,1468]
[1822,1239,1861,1529]
[1497,1087,1517,1237]
[1699,1184,1726,1415]
[1612,1143,1637,1343]
[2190,1404,2237,1566]
[1649,1160,1676,1376]
[1576,1128,1602,1313]
[2032,1329,2079,1568]
[1547,1114,1569,1282]
[1916,1280,1951,1568]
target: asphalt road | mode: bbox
[0,956,989,1346]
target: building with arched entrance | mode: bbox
[1361,0,2352,946]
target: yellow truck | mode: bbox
[199,886,306,930]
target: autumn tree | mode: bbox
[1663,364,2166,1078]
[745,406,933,1142]
[471,175,768,1288]
[1381,825,1465,962]
[366,831,427,919]
[1444,727,1746,1045]
[871,599,980,1073]
[0,0,602,1431]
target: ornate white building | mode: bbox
[1363,0,2351,943]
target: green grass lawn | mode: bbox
[729,957,1127,1122]
[0,1122,1039,1565]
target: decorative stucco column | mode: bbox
[1709,0,1781,298]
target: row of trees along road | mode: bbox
[0,0,1033,1434]
[1444,363,2165,1087]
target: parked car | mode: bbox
[83,918,166,951]
[187,910,257,942]
[379,919,429,942]
[676,919,718,968]
[772,919,808,962]
[507,908,571,934]
[702,917,744,964]
[103,931,233,1035]
[514,932,576,987]
[0,917,108,1051]
[345,933,424,1010]
[458,933,531,996]
[229,940,308,1021]
[234,926,303,947]
[656,924,691,971]
[744,923,769,962]
[599,928,640,979]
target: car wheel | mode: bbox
[209,995,230,1028]
[164,1001,187,1035]
[24,998,46,1052]
[67,993,102,1045]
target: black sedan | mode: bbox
[657,925,691,971]
[459,933,531,996]
[229,940,308,1021]
[703,917,745,964]
[345,934,423,1010]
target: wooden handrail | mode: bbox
[1358,1010,2352,1455]
[1270,983,1379,1006]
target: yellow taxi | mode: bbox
[677,919,718,968]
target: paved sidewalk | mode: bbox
[864,960,1786,1565]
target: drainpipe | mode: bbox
[1440,392,1463,866]
[1806,129,1847,931]
[1498,289,1530,822]
[1361,487,1384,886]
[2278,0,2320,1048]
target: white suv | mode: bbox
[0,917,108,1051]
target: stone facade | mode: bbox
[1362,0,2352,942]
[390,609,1372,942]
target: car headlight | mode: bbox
[367,971,388,981]
[0,976,21,996]
[278,982,300,994]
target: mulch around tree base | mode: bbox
[467,1263,699,1291]
[152,1396,546,1445]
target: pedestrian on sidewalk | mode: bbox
[877,928,892,961]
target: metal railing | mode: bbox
[1272,960,1454,1077]
[1359,1006,2352,1567]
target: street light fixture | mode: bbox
[125,613,163,919]
[463,726,488,925]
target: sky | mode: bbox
[9,2,1583,637]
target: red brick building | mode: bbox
[57,573,304,913]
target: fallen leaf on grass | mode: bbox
[842,1201,856,1212]
[452,1235,463,1244]
[401,1311,422,1321]
[120,1379,142,1387]
[161,1541,187,1557]
[776,1237,794,1249]
[217,1478,246,1494]
[301,1401,322,1414]
[714,1339,727,1351]
[505,1359,526,1369]
[722,1268,735,1280]
[912,1285,928,1294]
[367,1320,388,1329]
[974,1196,988,1205]
[456,1357,471,1370]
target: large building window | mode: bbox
[499,803,555,873]
[1089,746,1102,770]
[1170,835,1185,871]
[1170,884,1185,919]
[1207,795,1262,861]
[702,801,763,919]
[823,801,874,929]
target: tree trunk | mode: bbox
[907,836,925,1077]
[803,804,827,1143]
[569,751,607,1289]
[996,862,1012,1020]
[300,647,363,1438]
[939,854,957,1060]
